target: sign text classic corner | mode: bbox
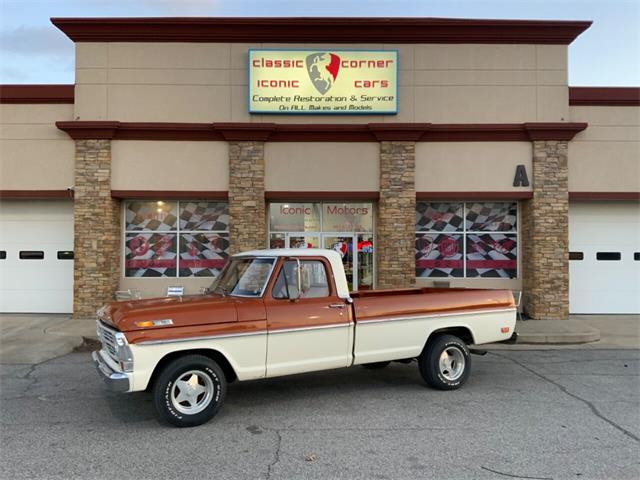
[248,49,398,114]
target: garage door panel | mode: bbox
[569,202,640,314]
[0,200,74,313]
[1,291,73,314]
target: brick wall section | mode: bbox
[377,141,416,289]
[522,140,569,320]
[228,141,266,254]
[73,140,121,318]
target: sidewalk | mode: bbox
[0,313,638,364]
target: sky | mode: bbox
[0,0,638,86]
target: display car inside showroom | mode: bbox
[0,17,638,318]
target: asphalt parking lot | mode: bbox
[1,349,638,480]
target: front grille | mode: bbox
[97,321,118,361]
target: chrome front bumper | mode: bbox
[92,351,130,392]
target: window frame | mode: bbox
[415,201,519,280]
[269,257,334,300]
[123,200,229,279]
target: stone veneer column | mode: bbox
[377,141,416,289]
[521,140,569,320]
[73,139,121,318]
[228,141,266,254]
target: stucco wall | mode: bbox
[569,106,640,192]
[265,142,379,191]
[415,142,533,192]
[74,42,568,124]
[0,104,75,190]
[111,140,229,190]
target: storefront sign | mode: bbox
[249,50,398,114]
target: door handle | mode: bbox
[329,303,345,309]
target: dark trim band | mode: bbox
[111,190,229,200]
[569,192,640,201]
[51,17,591,45]
[0,85,74,104]
[56,121,588,142]
[569,87,640,106]
[0,190,74,199]
[417,191,533,200]
[265,191,380,201]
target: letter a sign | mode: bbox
[513,165,530,187]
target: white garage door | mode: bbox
[0,200,74,313]
[569,202,640,314]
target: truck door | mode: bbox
[264,257,351,377]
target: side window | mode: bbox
[272,260,330,299]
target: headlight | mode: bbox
[114,332,134,373]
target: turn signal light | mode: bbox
[135,319,174,328]
[501,327,510,333]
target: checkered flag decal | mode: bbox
[180,202,230,231]
[416,202,464,232]
[179,233,230,277]
[466,234,517,278]
[415,234,464,278]
[125,201,178,231]
[465,202,517,231]
[125,233,177,277]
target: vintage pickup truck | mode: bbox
[93,249,517,427]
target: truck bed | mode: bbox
[350,287,515,321]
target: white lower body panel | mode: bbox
[353,309,516,365]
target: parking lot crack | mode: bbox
[265,428,282,480]
[491,352,639,442]
[481,465,552,480]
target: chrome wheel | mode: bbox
[170,370,214,415]
[438,346,465,381]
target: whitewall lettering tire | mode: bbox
[152,354,226,427]
[419,334,471,390]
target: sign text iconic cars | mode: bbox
[249,50,398,114]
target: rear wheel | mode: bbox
[418,334,471,390]
[153,354,226,427]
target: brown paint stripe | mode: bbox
[416,192,533,200]
[569,87,640,106]
[266,191,380,201]
[56,121,588,142]
[0,85,74,104]
[111,190,228,200]
[0,190,74,199]
[569,192,640,201]
[50,17,591,44]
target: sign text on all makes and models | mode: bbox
[249,50,398,114]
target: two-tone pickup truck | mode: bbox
[93,249,517,427]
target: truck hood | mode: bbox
[99,294,237,332]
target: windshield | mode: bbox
[209,257,275,297]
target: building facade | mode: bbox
[0,17,638,318]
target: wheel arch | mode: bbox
[145,348,238,391]
[422,326,475,355]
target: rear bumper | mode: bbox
[92,351,130,393]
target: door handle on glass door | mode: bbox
[329,303,345,309]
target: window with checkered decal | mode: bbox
[416,202,517,279]
[124,201,229,278]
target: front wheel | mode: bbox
[153,354,226,427]
[418,334,471,390]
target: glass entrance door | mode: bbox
[323,235,355,291]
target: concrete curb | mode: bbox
[514,319,601,345]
